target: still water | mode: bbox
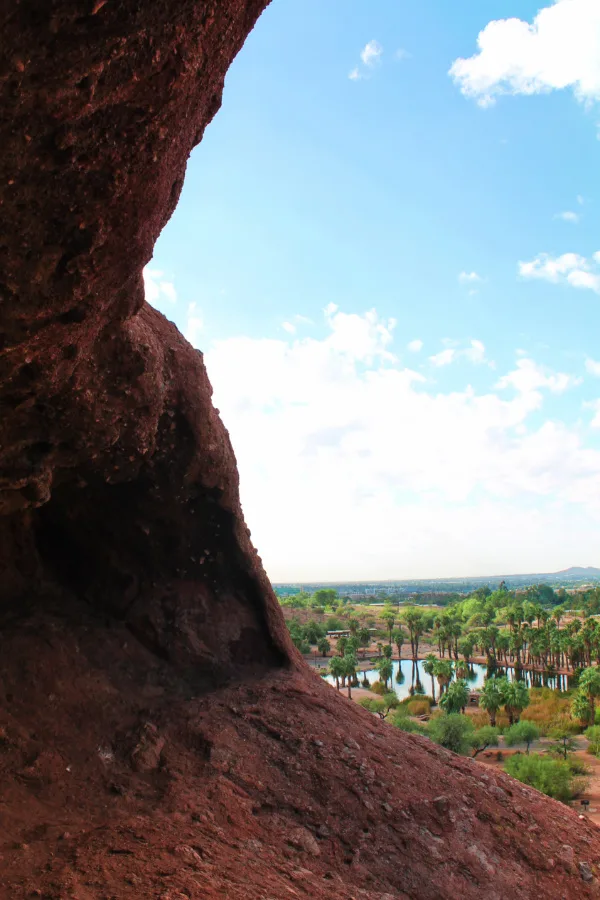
[323,658,573,701]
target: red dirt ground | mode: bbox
[2,608,600,899]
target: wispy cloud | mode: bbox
[349,40,383,81]
[429,339,492,368]
[184,302,203,346]
[586,358,600,376]
[407,339,423,353]
[519,251,600,293]
[554,211,580,223]
[143,267,177,311]
[449,0,600,109]
[361,40,383,67]
[459,271,483,285]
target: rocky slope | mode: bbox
[1,2,599,897]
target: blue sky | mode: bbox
[146,0,600,581]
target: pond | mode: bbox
[322,658,574,701]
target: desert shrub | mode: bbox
[390,712,428,736]
[359,693,399,719]
[428,714,474,755]
[407,698,431,717]
[325,617,344,632]
[585,725,600,755]
[370,681,386,695]
[504,755,575,803]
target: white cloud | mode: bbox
[183,302,203,346]
[202,308,599,580]
[519,251,600,293]
[429,348,456,367]
[407,339,423,353]
[450,0,600,109]
[429,339,492,368]
[143,267,178,313]
[555,211,580,223]
[349,40,383,81]
[587,399,600,427]
[496,357,581,395]
[282,321,296,334]
[361,40,383,67]
[586,358,600,376]
[459,271,482,284]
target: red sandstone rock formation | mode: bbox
[1,3,599,897]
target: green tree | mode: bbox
[479,677,504,728]
[572,689,594,726]
[359,693,399,719]
[381,610,396,645]
[392,628,405,660]
[547,720,579,760]
[382,643,393,660]
[428,713,474,755]
[376,657,393,691]
[358,627,371,657]
[439,679,469,715]
[317,637,330,657]
[312,588,338,608]
[329,656,344,691]
[343,653,357,699]
[471,726,499,758]
[400,608,429,661]
[337,636,348,657]
[433,658,453,696]
[500,678,530,725]
[578,666,600,723]
[423,653,438,703]
[505,721,540,754]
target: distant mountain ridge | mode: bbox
[555,566,600,576]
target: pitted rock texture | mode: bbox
[1,615,600,899]
[0,0,290,680]
[1,2,600,898]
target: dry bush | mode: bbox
[521,688,573,736]
[407,699,431,717]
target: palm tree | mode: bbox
[376,657,393,691]
[578,666,600,723]
[439,679,469,715]
[433,659,453,696]
[382,611,396,645]
[329,656,344,691]
[500,678,530,726]
[479,677,503,727]
[317,637,330,657]
[358,627,371,657]
[423,653,437,703]
[337,636,348,657]
[392,628,405,660]
[344,654,357,699]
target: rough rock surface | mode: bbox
[1,2,600,898]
